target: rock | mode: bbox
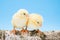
[0,30,5,40]
[0,30,60,40]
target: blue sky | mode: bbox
[0,0,60,31]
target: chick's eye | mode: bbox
[37,22,39,24]
[23,13,25,15]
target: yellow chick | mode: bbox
[11,9,29,34]
[27,13,43,35]
[27,13,43,30]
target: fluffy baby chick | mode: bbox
[11,9,29,34]
[28,13,43,30]
[27,13,43,35]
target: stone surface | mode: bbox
[0,30,60,40]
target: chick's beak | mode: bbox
[26,14,29,17]
[26,14,29,19]
[39,23,42,26]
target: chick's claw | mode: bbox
[10,29,17,35]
